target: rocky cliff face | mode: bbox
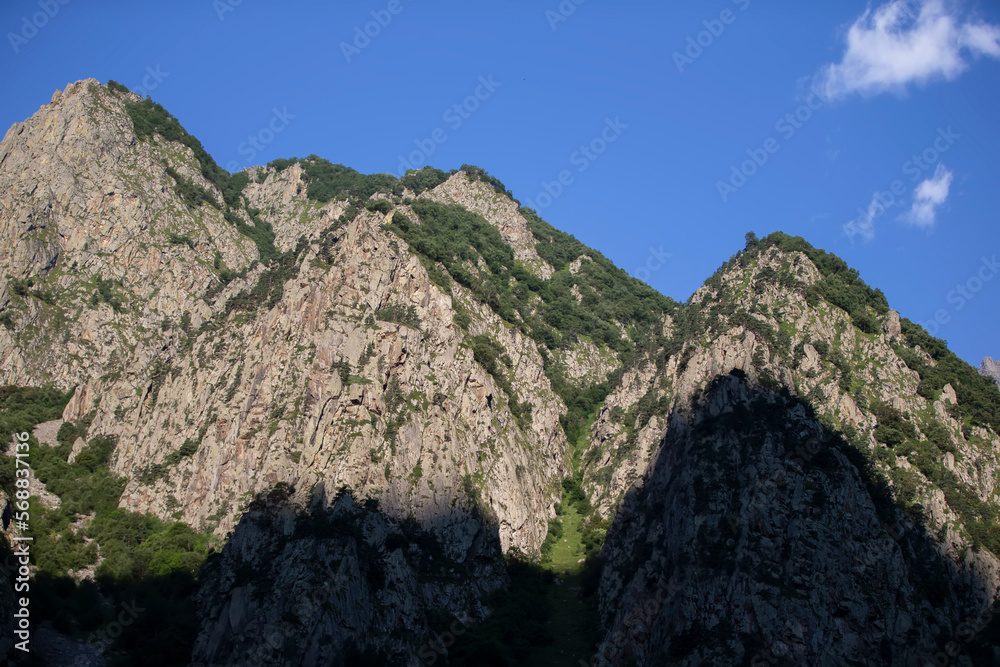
[4,81,1000,666]
[982,357,1000,388]
[581,239,1000,665]
[594,373,982,665]
[191,486,506,666]
[0,80,578,557]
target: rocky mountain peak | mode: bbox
[4,82,1000,666]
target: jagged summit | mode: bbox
[3,80,1000,665]
[0,79,671,552]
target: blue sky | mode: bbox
[1,0,998,366]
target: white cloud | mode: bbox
[903,163,953,226]
[818,0,1000,99]
[843,194,881,242]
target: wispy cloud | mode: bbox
[818,0,1000,100]
[844,195,880,242]
[903,164,953,227]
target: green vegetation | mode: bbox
[216,237,307,316]
[385,192,676,440]
[90,275,124,312]
[399,166,452,194]
[106,81,285,265]
[869,390,1000,554]
[745,231,890,333]
[163,165,218,210]
[520,208,676,342]
[166,232,196,250]
[461,164,514,198]
[466,334,531,427]
[111,83,245,208]
[0,382,213,664]
[106,80,130,95]
[374,303,421,328]
[266,157,296,172]
[0,385,70,455]
[283,155,400,203]
[363,198,393,214]
[7,275,57,305]
[896,318,1000,434]
[0,386,73,496]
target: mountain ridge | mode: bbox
[2,79,1000,666]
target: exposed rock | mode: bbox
[0,82,567,556]
[422,171,553,279]
[594,375,981,666]
[4,80,1000,667]
[191,489,505,666]
[981,357,1000,388]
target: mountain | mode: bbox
[982,357,1000,388]
[1,79,1000,666]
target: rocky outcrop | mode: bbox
[0,79,258,388]
[981,357,1000,388]
[594,373,984,666]
[191,487,505,666]
[0,81,569,555]
[421,172,553,279]
[5,80,1000,667]
[578,244,1000,665]
[583,246,1000,596]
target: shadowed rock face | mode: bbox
[191,487,507,667]
[593,373,982,666]
[4,80,1000,666]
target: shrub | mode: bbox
[399,166,450,194]
[297,155,399,203]
[364,199,393,214]
[106,80,130,94]
[167,232,196,249]
[899,318,1000,434]
[375,303,421,328]
[267,157,297,172]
